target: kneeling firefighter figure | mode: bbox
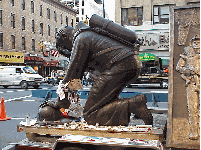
[38,14,153,126]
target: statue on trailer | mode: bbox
[176,34,200,140]
[38,14,153,126]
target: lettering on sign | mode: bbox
[137,32,169,50]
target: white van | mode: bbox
[0,66,43,89]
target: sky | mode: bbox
[104,0,115,21]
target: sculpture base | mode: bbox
[17,122,164,143]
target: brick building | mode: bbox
[0,0,77,53]
[0,0,77,76]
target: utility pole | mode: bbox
[103,0,105,18]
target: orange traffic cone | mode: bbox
[0,97,11,121]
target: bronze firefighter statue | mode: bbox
[38,14,153,126]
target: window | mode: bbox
[22,17,25,30]
[66,16,68,26]
[55,27,57,37]
[40,41,43,52]
[32,39,35,51]
[153,4,175,24]
[40,23,43,35]
[11,13,15,28]
[82,9,84,15]
[11,0,14,6]
[76,17,79,23]
[22,37,25,50]
[11,35,15,49]
[32,20,34,32]
[61,14,62,24]
[121,7,143,26]
[22,0,25,10]
[71,19,73,27]
[31,1,34,13]
[0,10,2,25]
[47,8,50,19]
[48,25,50,36]
[54,11,57,22]
[0,33,3,48]
[82,0,84,6]
[40,5,42,16]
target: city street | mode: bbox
[0,83,168,149]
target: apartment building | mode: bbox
[0,0,77,76]
[115,0,200,69]
[0,0,77,54]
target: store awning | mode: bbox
[138,53,158,61]
[43,60,59,67]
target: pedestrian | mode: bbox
[52,15,153,126]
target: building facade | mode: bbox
[115,0,200,69]
[60,0,112,25]
[0,0,77,76]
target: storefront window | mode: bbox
[121,7,143,26]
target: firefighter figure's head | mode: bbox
[190,34,200,54]
[56,26,74,52]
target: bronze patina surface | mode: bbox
[39,15,153,126]
[167,5,200,149]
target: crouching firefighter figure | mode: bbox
[38,14,153,126]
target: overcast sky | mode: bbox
[104,0,115,21]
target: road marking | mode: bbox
[3,95,32,103]
[83,87,90,90]
[17,90,24,92]
[122,91,128,92]
[150,91,168,93]
[11,117,25,120]
[7,91,13,92]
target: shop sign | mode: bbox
[24,57,43,61]
[136,31,169,50]
[138,53,156,61]
[0,51,24,63]
[43,60,59,67]
[30,54,38,57]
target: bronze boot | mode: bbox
[129,94,153,125]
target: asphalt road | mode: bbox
[0,83,168,149]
